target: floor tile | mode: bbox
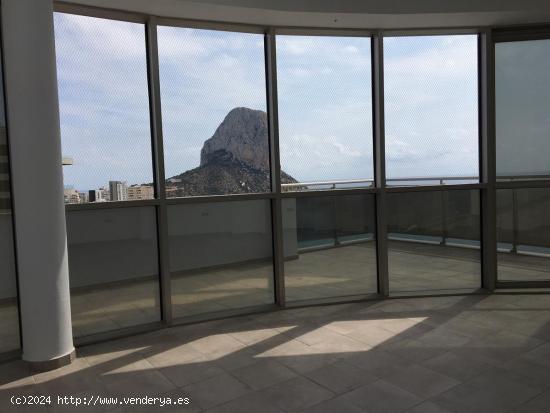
[182,372,250,410]
[383,364,460,399]
[231,359,297,390]
[421,350,493,382]
[512,389,550,413]
[342,379,422,413]
[303,396,366,413]
[204,391,284,413]
[258,377,334,412]
[304,359,378,394]
[344,349,412,379]
[432,367,544,413]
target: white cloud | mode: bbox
[384,35,479,178]
[55,17,479,188]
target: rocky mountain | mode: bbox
[166,107,297,197]
[201,107,270,170]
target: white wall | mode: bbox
[66,207,158,288]
[2,0,74,362]
[65,0,550,29]
[65,201,298,289]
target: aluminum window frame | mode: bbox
[492,28,550,289]
[51,0,547,347]
[0,4,23,359]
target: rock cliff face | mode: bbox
[200,107,269,170]
[166,107,297,196]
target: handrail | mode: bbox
[281,175,478,189]
[497,174,550,180]
[286,176,550,256]
[282,178,374,188]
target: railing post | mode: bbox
[372,33,389,297]
[146,17,172,325]
[511,188,519,253]
[479,30,497,291]
[265,30,285,307]
[441,189,448,245]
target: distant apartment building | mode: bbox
[165,185,179,197]
[78,192,88,203]
[127,185,154,200]
[88,189,106,202]
[63,187,80,204]
[88,189,98,202]
[109,181,128,201]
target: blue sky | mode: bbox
[54,13,479,191]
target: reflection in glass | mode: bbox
[0,55,20,353]
[157,27,269,197]
[384,35,478,185]
[277,35,373,191]
[283,195,377,301]
[388,190,481,293]
[496,40,550,179]
[168,200,274,317]
[0,212,19,353]
[54,13,154,204]
[66,207,160,337]
[497,188,550,281]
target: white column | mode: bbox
[1,0,74,366]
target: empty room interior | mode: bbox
[2,0,550,411]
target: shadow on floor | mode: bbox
[2,293,550,412]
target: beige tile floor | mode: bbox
[2,294,550,412]
[70,240,482,336]
[2,241,548,351]
[498,252,550,282]
[388,241,481,293]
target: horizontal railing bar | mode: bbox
[282,178,374,188]
[165,192,274,205]
[497,175,550,181]
[386,183,486,192]
[65,199,159,211]
[387,176,479,182]
[496,180,550,189]
[281,176,479,188]
[280,187,379,198]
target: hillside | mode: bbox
[166,107,297,196]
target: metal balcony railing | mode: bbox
[281,175,479,191]
[284,175,550,257]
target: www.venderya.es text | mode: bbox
[11,395,190,407]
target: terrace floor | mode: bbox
[2,239,550,353]
[69,241,484,338]
[2,293,550,412]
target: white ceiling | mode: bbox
[63,0,550,28]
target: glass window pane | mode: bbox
[168,200,274,317]
[0,55,19,353]
[497,188,550,281]
[384,35,479,186]
[157,27,269,197]
[54,13,154,203]
[277,35,373,192]
[388,190,481,293]
[0,214,18,353]
[66,207,160,337]
[283,194,377,301]
[496,40,550,180]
